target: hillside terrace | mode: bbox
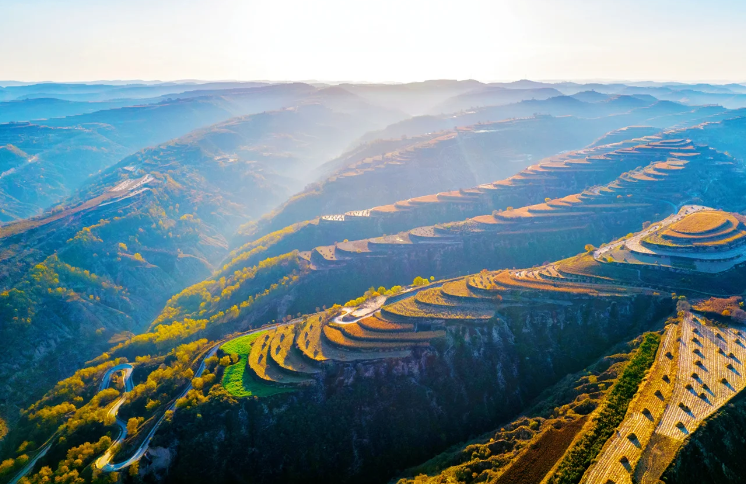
[306,142,737,270]
[226,208,746,404]
[596,207,746,273]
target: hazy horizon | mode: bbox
[3,77,746,86]
[3,0,746,83]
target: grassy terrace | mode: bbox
[467,273,507,292]
[667,211,733,234]
[221,331,298,397]
[440,279,486,300]
[491,270,633,297]
[414,287,461,307]
[220,290,457,394]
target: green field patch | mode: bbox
[220,331,296,398]
[221,332,263,356]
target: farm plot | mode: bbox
[358,314,414,332]
[581,324,680,484]
[636,315,746,483]
[269,325,322,375]
[248,329,314,385]
[382,297,495,321]
[333,321,445,342]
[582,313,746,484]
[297,315,412,362]
[222,330,298,397]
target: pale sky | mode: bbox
[2,0,746,83]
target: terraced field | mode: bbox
[248,329,316,385]
[304,138,739,277]
[223,307,443,391]
[358,314,414,332]
[269,325,322,376]
[225,245,657,394]
[226,205,746,413]
[357,209,746,334]
[583,314,746,484]
[646,211,746,248]
[382,295,496,321]
[221,331,300,398]
[596,206,746,274]
[580,324,681,484]
[331,321,443,342]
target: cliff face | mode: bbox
[150,296,671,484]
[662,390,746,484]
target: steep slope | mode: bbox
[395,334,659,484]
[662,381,746,484]
[0,175,226,423]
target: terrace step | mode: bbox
[269,325,321,377]
[249,329,314,385]
[323,324,423,350]
[382,296,495,322]
[358,314,415,332]
[298,315,412,362]
[332,321,445,343]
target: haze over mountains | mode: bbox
[4,77,746,484]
